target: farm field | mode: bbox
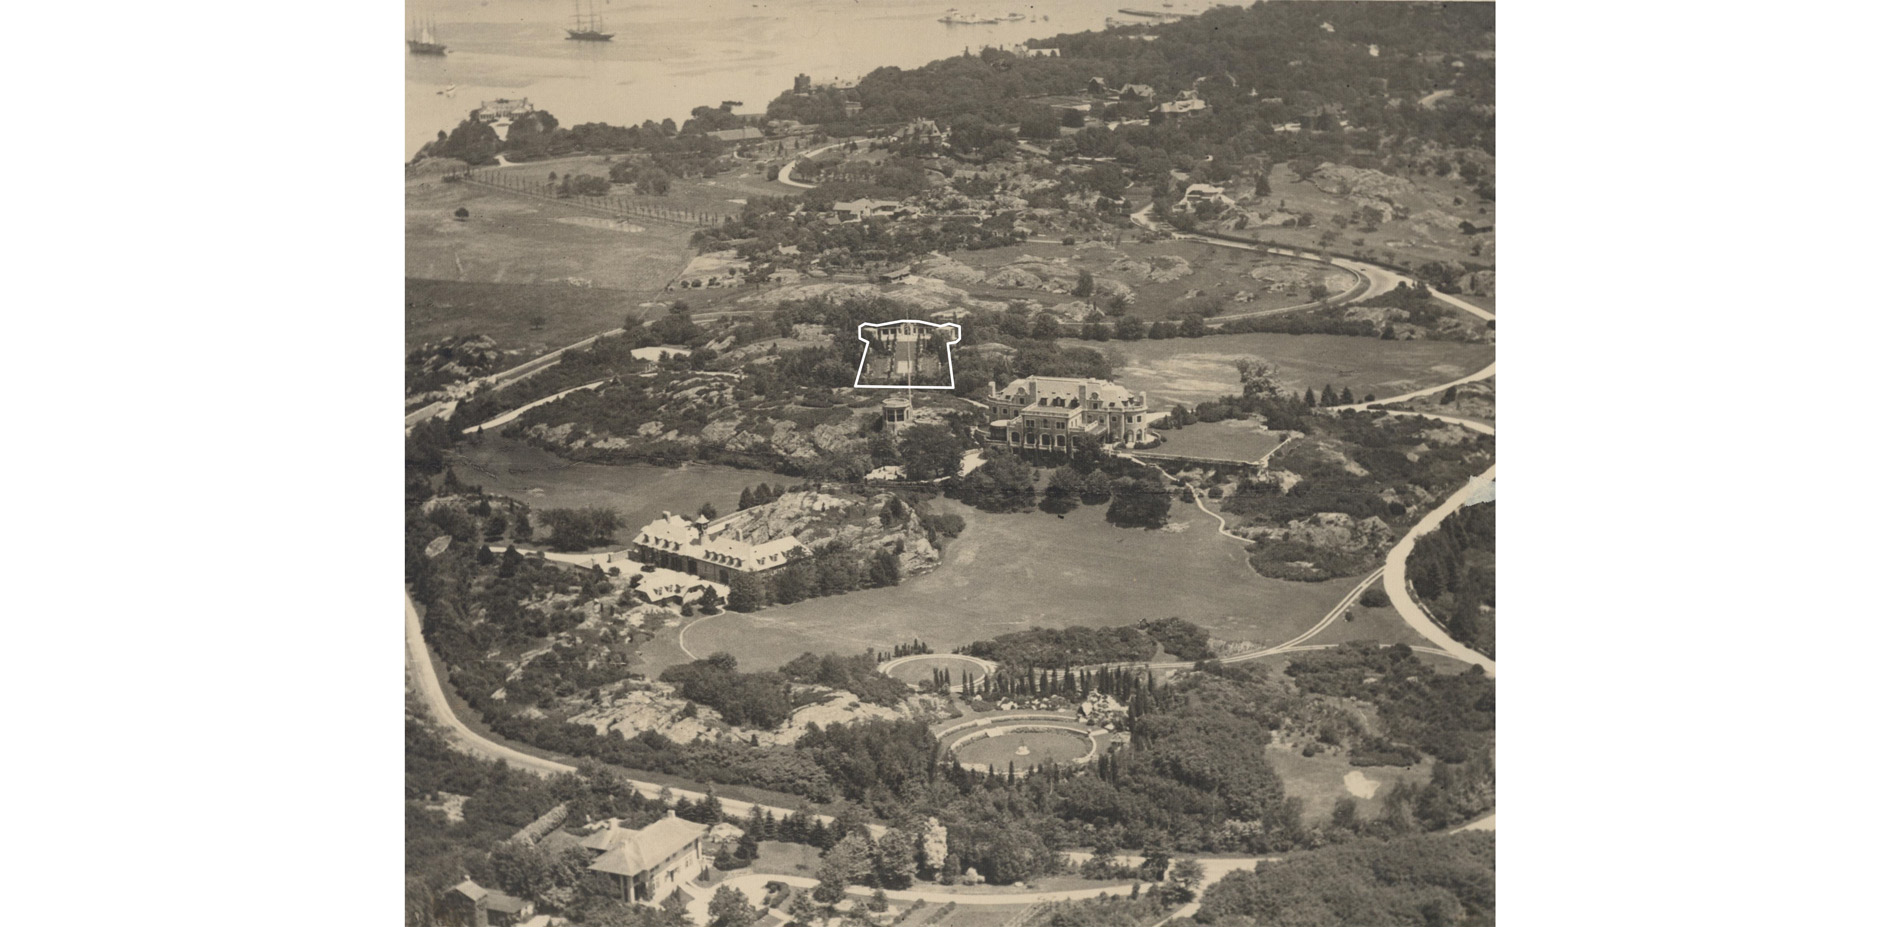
[1142,420,1286,463]
[449,439,770,546]
[1073,331,1495,409]
[680,499,1364,672]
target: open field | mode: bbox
[1300,601,1435,651]
[1143,420,1285,463]
[1265,742,1432,826]
[680,499,1363,672]
[1225,161,1496,273]
[449,439,771,546]
[1073,332,1495,409]
[406,278,656,360]
[407,174,695,289]
[487,155,795,220]
[936,238,1356,321]
[955,728,1093,769]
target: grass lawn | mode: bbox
[1303,602,1439,651]
[903,903,1037,927]
[747,840,823,878]
[448,439,773,546]
[1265,742,1431,826]
[1073,331,1495,410]
[682,499,1364,672]
[954,728,1092,769]
[885,655,994,686]
[1143,420,1285,462]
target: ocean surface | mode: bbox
[404,0,1206,159]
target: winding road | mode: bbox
[404,168,1502,912]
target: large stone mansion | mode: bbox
[983,376,1151,451]
[630,512,805,585]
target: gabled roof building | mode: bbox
[582,812,711,907]
[630,512,806,585]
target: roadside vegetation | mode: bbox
[1405,500,1496,657]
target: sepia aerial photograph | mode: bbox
[404,3,1498,925]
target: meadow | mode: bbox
[1072,331,1496,410]
[679,498,1363,672]
[449,439,770,545]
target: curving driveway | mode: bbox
[1380,466,1498,676]
[776,141,849,190]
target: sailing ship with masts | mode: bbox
[408,16,448,55]
[566,0,615,41]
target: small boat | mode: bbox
[407,16,447,55]
[940,10,1000,25]
[566,0,614,41]
[437,84,458,97]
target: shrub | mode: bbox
[1358,587,1391,608]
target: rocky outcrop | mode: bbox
[1256,512,1395,553]
[985,256,1080,292]
[1108,254,1192,283]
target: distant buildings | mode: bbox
[832,198,910,222]
[706,126,766,144]
[580,812,710,907]
[630,512,805,585]
[1178,183,1234,210]
[983,376,1151,451]
[476,98,536,124]
[1153,94,1208,119]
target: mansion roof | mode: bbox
[635,513,805,572]
[585,815,710,878]
[992,376,1144,410]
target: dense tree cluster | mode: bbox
[660,653,801,729]
[1405,500,1495,656]
[1194,832,1495,926]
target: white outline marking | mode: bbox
[853,319,962,390]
